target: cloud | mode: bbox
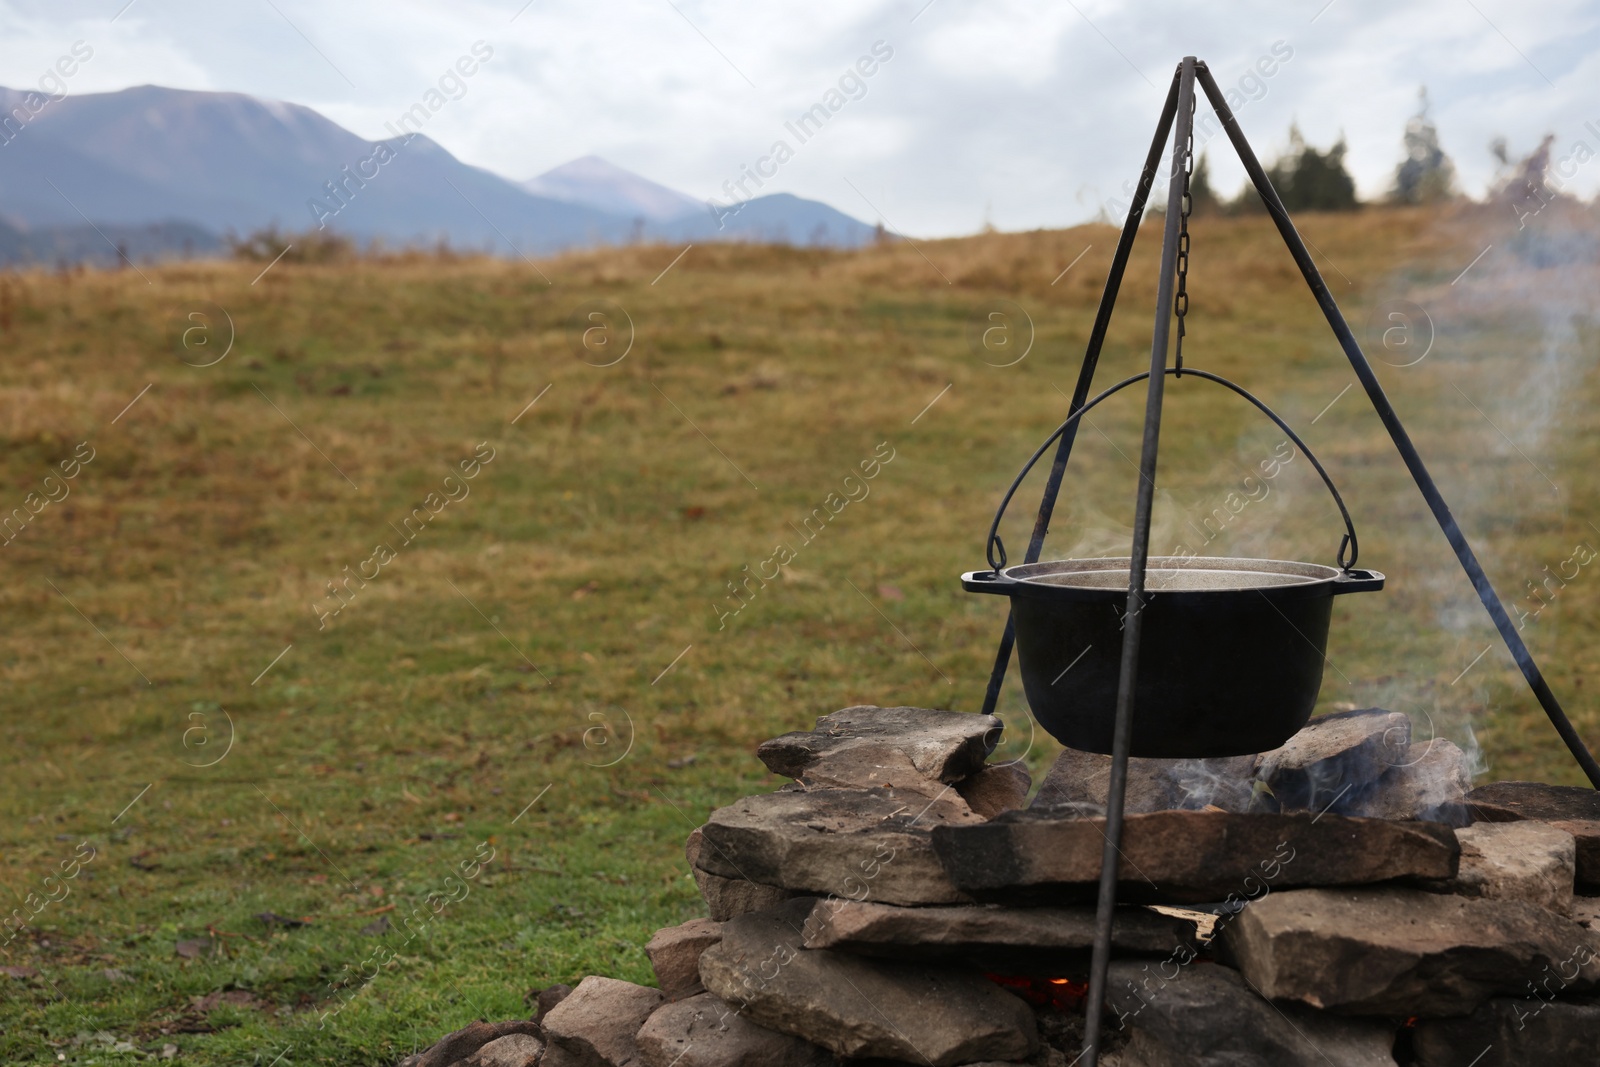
[0,0,1596,236]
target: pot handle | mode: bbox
[961,569,1018,595]
[987,367,1361,574]
[1331,567,1385,594]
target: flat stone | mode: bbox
[1455,822,1576,914]
[802,898,1197,970]
[756,705,1000,786]
[1222,887,1600,1016]
[1256,708,1411,812]
[1549,820,1600,891]
[404,1022,545,1067]
[691,868,797,923]
[646,918,723,1000]
[634,992,833,1067]
[542,976,665,1067]
[1030,748,1261,814]
[697,787,981,906]
[1466,782,1600,890]
[459,1034,545,1067]
[1104,960,1397,1066]
[698,898,1038,1066]
[1413,997,1600,1066]
[1466,780,1600,823]
[782,747,951,798]
[957,761,1032,819]
[686,827,797,921]
[1344,739,1473,824]
[932,809,1459,905]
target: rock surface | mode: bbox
[756,706,999,786]
[686,827,796,921]
[1554,820,1600,890]
[802,899,1197,968]
[1222,887,1600,1016]
[1467,780,1600,823]
[956,761,1032,819]
[533,984,574,1020]
[698,898,1038,1066]
[770,746,954,799]
[1030,748,1261,814]
[1344,739,1473,823]
[542,976,665,1067]
[458,1034,545,1067]
[1467,781,1600,889]
[1412,996,1600,1066]
[1256,708,1411,812]
[1104,960,1398,1066]
[398,1022,545,1067]
[1454,821,1576,914]
[696,787,980,906]
[646,918,723,1001]
[635,992,834,1067]
[1028,712,1474,825]
[932,809,1459,905]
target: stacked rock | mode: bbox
[402,705,1600,1067]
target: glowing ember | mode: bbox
[986,973,1090,1011]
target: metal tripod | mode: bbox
[971,56,1600,1067]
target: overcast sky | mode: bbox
[3,0,1598,236]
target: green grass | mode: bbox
[2,201,1599,1064]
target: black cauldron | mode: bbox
[967,368,1386,759]
[963,556,1383,757]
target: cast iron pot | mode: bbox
[963,556,1383,757]
[966,367,1384,758]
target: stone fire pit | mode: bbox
[400,705,1600,1067]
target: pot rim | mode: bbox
[962,555,1384,603]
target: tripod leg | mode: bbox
[1081,56,1198,1067]
[980,66,1183,718]
[1194,64,1600,788]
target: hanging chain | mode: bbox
[1173,93,1195,377]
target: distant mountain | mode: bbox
[0,85,632,254]
[0,84,878,264]
[671,192,877,247]
[523,155,702,222]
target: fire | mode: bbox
[985,973,1091,1011]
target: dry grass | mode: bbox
[0,200,1597,1063]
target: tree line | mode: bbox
[1183,87,1567,216]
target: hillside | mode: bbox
[0,203,1597,1063]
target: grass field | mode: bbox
[2,201,1598,1064]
